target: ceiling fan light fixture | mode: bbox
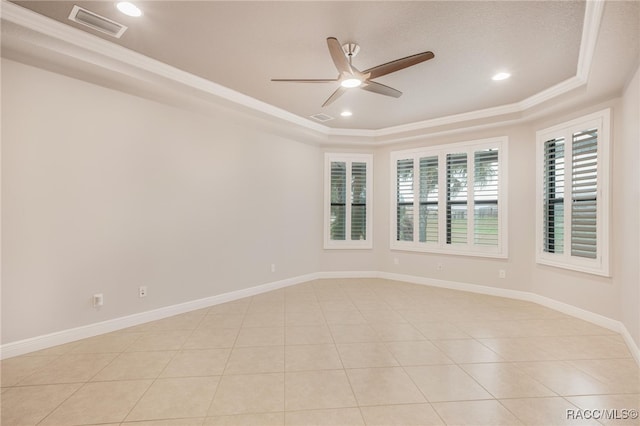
[341,78,362,88]
[492,72,511,81]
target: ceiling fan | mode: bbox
[271,37,435,107]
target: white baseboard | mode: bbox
[379,271,622,330]
[316,270,379,279]
[620,323,640,366]
[318,270,640,365]
[2,270,638,366]
[379,272,529,300]
[377,271,639,365]
[0,272,319,359]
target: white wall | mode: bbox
[526,90,640,341]
[320,123,536,296]
[1,59,323,344]
[619,65,640,348]
[370,125,532,294]
[3,57,638,354]
[321,98,636,333]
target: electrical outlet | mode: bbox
[499,269,506,279]
[271,264,276,273]
[437,263,443,271]
[393,257,399,265]
[139,286,147,297]
[93,293,104,307]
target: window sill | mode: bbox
[536,256,610,277]
[324,242,373,250]
[391,242,508,259]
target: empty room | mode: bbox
[1,1,639,425]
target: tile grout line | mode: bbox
[203,295,263,419]
[33,335,142,425]
[5,278,639,425]
[118,310,208,424]
[373,283,454,425]
[33,332,151,426]
[312,282,367,425]
[388,288,450,425]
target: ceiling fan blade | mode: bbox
[322,86,347,107]
[364,51,435,80]
[271,78,338,83]
[327,37,353,75]
[361,81,402,98]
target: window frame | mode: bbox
[535,109,611,276]
[390,137,508,258]
[324,153,373,250]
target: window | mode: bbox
[536,109,610,276]
[391,137,507,257]
[324,153,373,249]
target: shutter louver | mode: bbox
[419,156,438,243]
[397,159,414,241]
[351,162,367,241]
[536,109,609,275]
[474,149,499,246]
[330,162,346,240]
[543,138,565,254]
[571,129,598,259]
[446,153,467,245]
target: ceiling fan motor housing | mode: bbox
[342,43,360,59]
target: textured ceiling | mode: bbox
[8,1,593,130]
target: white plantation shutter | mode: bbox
[419,156,438,243]
[543,138,565,254]
[446,153,467,245]
[396,158,414,242]
[536,109,610,276]
[571,129,598,259]
[474,149,499,246]
[324,154,372,249]
[391,137,507,258]
[351,162,367,241]
[330,162,346,241]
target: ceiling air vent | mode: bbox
[310,113,334,122]
[68,5,128,38]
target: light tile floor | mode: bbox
[2,278,639,425]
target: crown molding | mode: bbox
[577,0,605,82]
[373,102,521,138]
[1,0,604,143]
[0,0,328,135]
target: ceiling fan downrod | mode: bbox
[341,42,360,65]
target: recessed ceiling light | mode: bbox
[492,72,511,81]
[340,111,353,117]
[117,2,142,17]
[341,78,362,88]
